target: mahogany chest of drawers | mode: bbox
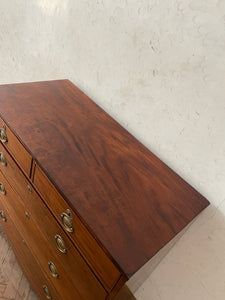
[0,80,209,300]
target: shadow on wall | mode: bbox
[115,285,137,300]
[115,203,225,299]
[1,204,225,300]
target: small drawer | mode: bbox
[33,163,121,290]
[0,141,121,291]
[0,198,61,300]
[0,170,107,300]
[0,115,32,176]
[0,142,30,198]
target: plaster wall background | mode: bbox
[0,1,224,299]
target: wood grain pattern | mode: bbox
[106,276,127,300]
[34,162,121,290]
[0,204,60,300]
[0,80,210,277]
[0,167,107,300]
[0,143,30,200]
[0,139,119,292]
[0,226,38,300]
[0,226,134,300]
[0,227,39,300]
[0,115,32,176]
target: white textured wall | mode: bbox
[0,1,225,299]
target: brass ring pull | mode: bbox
[61,209,74,233]
[0,152,7,166]
[55,234,67,254]
[0,210,6,222]
[0,124,7,143]
[43,285,52,299]
[0,183,6,195]
[48,261,59,278]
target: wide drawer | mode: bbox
[33,163,121,290]
[0,197,61,300]
[0,115,32,176]
[0,143,119,291]
[0,170,107,300]
[0,142,121,292]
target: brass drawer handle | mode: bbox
[0,210,6,222]
[0,152,7,166]
[0,183,6,195]
[48,261,59,278]
[0,124,7,143]
[43,285,52,299]
[55,234,67,254]
[61,209,74,233]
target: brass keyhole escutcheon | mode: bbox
[25,212,30,220]
[55,234,67,254]
[48,262,59,278]
[0,124,7,143]
[61,209,74,233]
[0,210,6,222]
[43,285,52,299]
[27,185,32,193]
[0,183,6,195]
[0,152,7,166]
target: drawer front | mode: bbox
[0,142,31,198]
[0,116,32,176]
[0,142,120,291]
[0,170,107,300]
[0,198,61,300]
[33,163,121,290]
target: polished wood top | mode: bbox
[0,80,209,277]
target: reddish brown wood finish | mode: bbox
[0,151,107,300]
[0,115,32,176]
[0,80,210,277]
[34,163,121,290]
[106,276,127,300]
[0,140,120,291]
[0,195,62,300]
